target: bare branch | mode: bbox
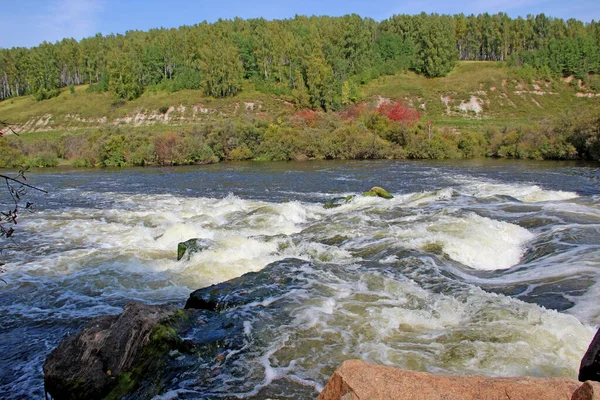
[0,174,48,194]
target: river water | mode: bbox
[1,160,599,399]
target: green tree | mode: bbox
[305,51,337,110]
[199,36,243,97]
[413,15,458,77]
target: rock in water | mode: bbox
[43,302,184,400]
[324,195,355,209]
[177,238,213,261]
[318,360,598,400]
[363,186,393,199]
[580,327,600,382]
[185,259,306,311]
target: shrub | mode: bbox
[0,139,25,167]
[154,132,181,165]
[322,124,391,160]
[86,73,110,93]
[343,102,368,121]
[100,135,127,167]
[293,109,318,128]
[511,64,536,84]
[26,152,59,168]
[228,146,253,161]
[178,135,218,164]
[113,81,144,101]
[256,124,295,161]
[406,135,457,160]
[34,88,60,101]
[377,100,420,124]
[457,132,486,158]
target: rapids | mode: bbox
[1,159,599,399]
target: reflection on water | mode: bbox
[1,160,599,399]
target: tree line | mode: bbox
[1,13,599,108]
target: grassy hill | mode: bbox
[1,61,598,136]
[1,61,599,167]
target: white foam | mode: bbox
[276,267,595,379]
[182,235,284,283]
[403,187,455,207]
[460,181,579,203]
[394,213,534,270]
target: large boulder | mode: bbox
[43,302,187,400]
[318,360,600,400]
[581,327,600,382]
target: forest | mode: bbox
[1,13,600,109]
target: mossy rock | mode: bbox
[177,238,214,261]
[421,242,444,254]
[324,195,356,209]
[43,303,190,400]
[363,186,393,199]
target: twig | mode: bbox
[0,174,48,193]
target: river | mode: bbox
[1,159,599,399]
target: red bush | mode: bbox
[377,101,420,124]
[343,102,368,121]
[154,132,180,164]
[293,109,319,127]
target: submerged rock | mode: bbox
[324,195,355,209]
[43,302,189,400]
[318,360,597,400]
[580,327,600,382]
[177,238,214,261]
[363,186,393,199]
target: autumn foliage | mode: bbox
[293,109,319,127]
[342,102,368,121]
[377,101,420,124]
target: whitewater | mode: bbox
[0,160,598,399]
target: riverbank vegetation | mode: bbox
[1,95,599,168]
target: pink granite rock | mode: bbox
[318,360,600,400]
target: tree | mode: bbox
[305,51,337,110]
[199,35,244,98]
[413,14,458,78]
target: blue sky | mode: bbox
[2,0,600,49]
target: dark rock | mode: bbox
[363,186,393,199]
[177,238,213,261]
[580,327,600,382]
[43,302,186,400]
[185,258,306,312]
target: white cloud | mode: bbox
[36,0,105,43]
